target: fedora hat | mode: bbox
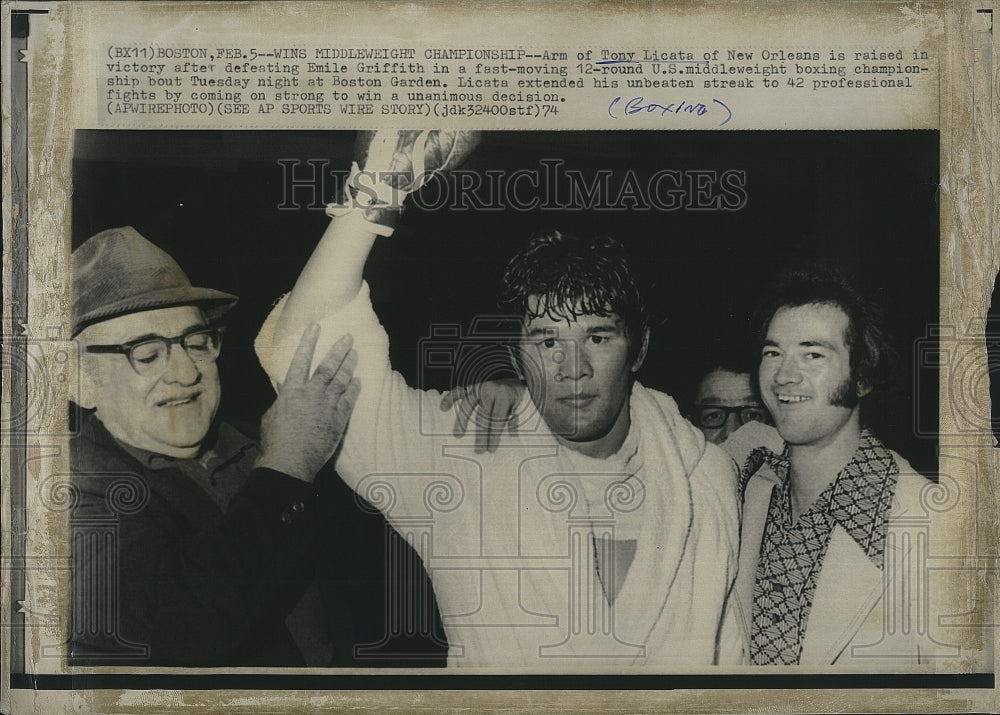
[72,226,238,336]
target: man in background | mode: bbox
[689,360,773,445]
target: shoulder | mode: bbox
[887,449,935,519]
[633,384,706,468]
[70,412,136,474]
[633,382,684,421]
[633,383,737,483]
[69,414,154,513]
[721,421,784,469]
[690,442,740,513]
[639,387,740,508]
[632,383,700,447]
[685,442,741,561]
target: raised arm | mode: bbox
[255,130,482,505]
[269,130,482,373]
[272,214,377,349]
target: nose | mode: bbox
[773,355,801,385]
[558,340,593,381]
[162,343,202,386]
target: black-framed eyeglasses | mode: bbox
[694,404,772,429]
[85,326,225,377]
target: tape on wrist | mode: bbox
[326,162,404,236]
[324,204,396,237]
[326,129,458,236]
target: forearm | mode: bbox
[273,129,480,351]
[274,213,380,349]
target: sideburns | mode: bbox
[829,376,859,408]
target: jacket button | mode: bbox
[281,501,306,523]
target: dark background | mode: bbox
[72,130,940,474]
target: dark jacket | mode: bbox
[68,410,446,667]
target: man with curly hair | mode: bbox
[255,131,744,667]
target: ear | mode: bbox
[630,328,650,373]
[75,357,101,410]
[856,378,873,399]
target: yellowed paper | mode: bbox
[1,1,996,712]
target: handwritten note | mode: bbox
[607,96,733,126]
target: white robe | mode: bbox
[256,283,745,669]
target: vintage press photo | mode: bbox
[1,1,997,712]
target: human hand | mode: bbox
[354,129,482,195]
[328,130,482,234]
[257,324,360,483]
[440,377,525,453]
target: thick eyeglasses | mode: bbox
[694,404,772,429]
[85,327,224,376]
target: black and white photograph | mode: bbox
[65,128,945,670]
[2,2,995,712]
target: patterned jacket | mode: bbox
[725,421,953,667]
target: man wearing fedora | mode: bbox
[67,226,365,667]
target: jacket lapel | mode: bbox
[799,526,885,664]
[735,472,775,631]
[739,464,892,666]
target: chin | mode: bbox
[160,421,213,448]
[563,424,612,443]
[776,428,816,445]
[773,424,798,442]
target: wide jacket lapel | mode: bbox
[799,526,885,664]
[735,472,775,634]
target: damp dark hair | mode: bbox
[753,264,894,394]
[499,232,649,363]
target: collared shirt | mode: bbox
[747,429,900,665]
[115,423,259,511]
